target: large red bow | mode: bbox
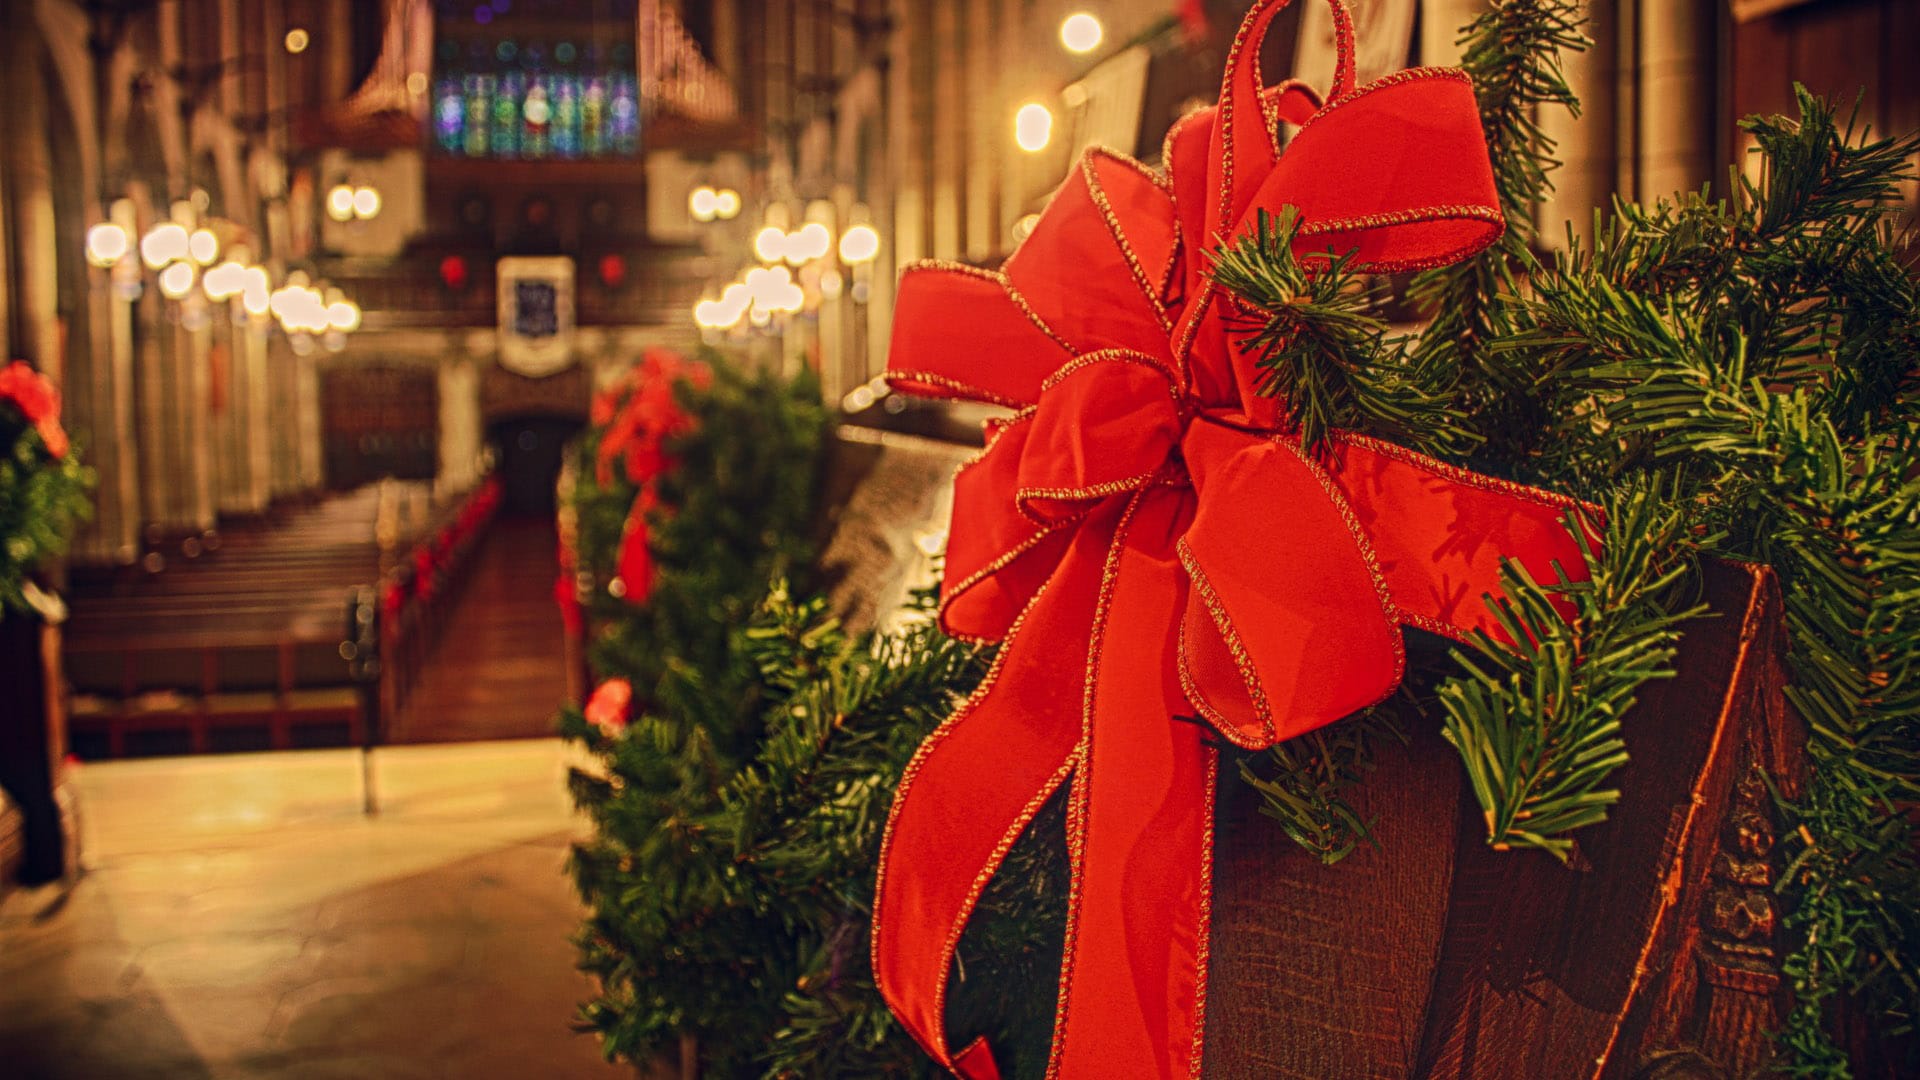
[871,2,1592,1077]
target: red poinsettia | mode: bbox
[584,677,632,737]
[591,349,713,606]
[0,361,69,459]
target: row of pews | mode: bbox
[62,478,501,759]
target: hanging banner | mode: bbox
[497,256,576,378]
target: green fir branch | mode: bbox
[1438,485,1704,860]
[1405,0,1588,466]
[1237,690,1411,865]
[1209,207,1467,455]
[0,411,94,613]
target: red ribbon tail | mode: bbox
[872,504,1120,1070]
[1053,487,1213,1077]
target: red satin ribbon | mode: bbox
[593,349,709,606]
[871,2,1592,1077]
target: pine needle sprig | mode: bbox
[1209,206,1469,456]
[1237,689,1412,865]
[1437,484,1705,859]
[1404,0,1588,466]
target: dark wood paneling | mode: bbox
[1729,0,1917,176]
[321,364,440,489]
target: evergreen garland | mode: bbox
[566,583,1065,1078]
[0,363,93,614]
[1204,0,1919,1067]
[566,351,827,704]
[561,352,1064,1075]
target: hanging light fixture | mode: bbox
[140,223,191,269]
[754,226,787,264]
[85,223,131,267]
[188,229,220,265]
[326,185,356,222]
[1015,103,1054,153]
[157,261,197,300]
[1060,13,1104,54]
[838,224,880,264]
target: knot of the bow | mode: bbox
[1008,350,1189,525]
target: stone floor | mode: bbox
[0,740,631,1079]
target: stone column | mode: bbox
[964,0,1001,261]
[1638,0,1715,201]
[7,33,65,385]
[67,189,141,566]
[238,313,273,510]
[268,331,304,498]
[438,356,483,492]
[133,276,176,532]
[929,1,964,259]
[209,306,273,517]
[1538,0,1618,251]
[178,313,217,534]
[1420,0,1485,67]
[296,352,325,491]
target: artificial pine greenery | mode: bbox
[565,351,827,703]
[565,582,1066,1077]
[561,351,1064,1075]
[0,369,92,615]
[1206,1,1918,1069]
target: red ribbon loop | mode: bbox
[873,2,1590,1076]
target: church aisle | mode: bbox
[386,517,572,745]
[0,740,625,1079]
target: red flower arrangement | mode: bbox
[0,360,91,614]
[589,349,712,606]
[584,678,632,737]
[0,361,70,459]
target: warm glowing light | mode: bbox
[85,223,130,267]
[351,186,381,219]
[406,72,428,97]
[270,283,332,333]
[241,267,271,316]
[789,222,832,264]
[713,189,741,219]
[188,229,219,265]
[689,187,719,221]
[326,185,356,222]
[695,280,758,330]
[202,261,248,300]
[838,224,880,264]
[285,28,310,54]
[754,226,787,263]
[1060,13,1103,54]
[1015,103,1053,152]
[744,264,805,314]
[141,223,190,269]
[158,262,196,299]
[819,269,844,299]
[326,300,362,332]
